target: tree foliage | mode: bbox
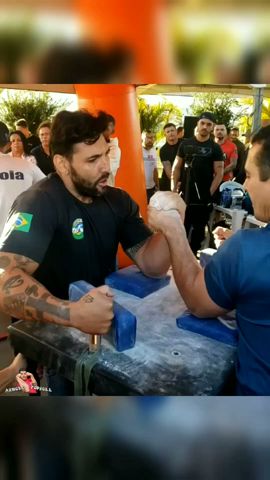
[0,21,41,82]
[191,93,243,128]
[0,90,70,133]
[138,97,182,134]
[237,97,270,134]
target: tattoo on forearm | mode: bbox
[25,296,70,322]
[0,256,11,269]
[25,285,39,297]
[2,268,70,323]
[41,293,51,301]
[3,275,24,294]
[24,308,36,320]
[126,238,148,260]
[4,294,26,316]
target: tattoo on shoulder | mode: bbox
[126,238,149,260]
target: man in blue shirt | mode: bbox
[149,125,270,395]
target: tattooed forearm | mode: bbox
[3,275,24,295]
[0,253,72,327]
[25,296,70,322]
[125,238,148,261]
[24,308,36,320]
[3,294,26,317]
[25,285,39,297]
[3,291,71,323]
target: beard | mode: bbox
[199,129,209,136]
[70,164,109,197]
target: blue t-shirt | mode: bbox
[204,225,270,395]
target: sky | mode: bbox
[140,94,194,116]
[50,92,78,110]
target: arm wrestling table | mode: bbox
[209,205,248,232]
[8,274,236,395]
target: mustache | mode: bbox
[95,173,110,184]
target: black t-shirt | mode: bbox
[232,138,247,176]
[177,137,224,205]
[31,145,54,175]
[159,140,181,189]
[1,174,152,299]
[25,135,40,154]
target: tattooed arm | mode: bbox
[0,253,114,334]
[126,232,171,278]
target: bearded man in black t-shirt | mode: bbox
[172,112,224,255]
[0,109,185,395]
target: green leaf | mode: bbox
[191,93,242,127]
[0,90,70,133]
[138,97,182,137]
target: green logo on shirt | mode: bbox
[72,218,84,240]
[14,213,33,232]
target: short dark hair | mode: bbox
[50,110,107,158]
[0,121,9,148]
[9,130,28,154]
[177,126,184,133]
[164,122,176,130]
[105,114,115,125]
[215,123,228,131]
[37,120,51,134]
[142,130,155,141]
[15,119,28,128]
[98,111,115,128]
[231,127,239,132]
[251,125,270,181]
[198,112,216,123]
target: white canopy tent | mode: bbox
[137,84,270,133]
[1,83,270,97]
[136,84,270,97]
[1,83,270,133]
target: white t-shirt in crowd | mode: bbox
[0,154,45,235]
[109,138,121,176]
[107,137,121,187]
[142,146,158,189]
[9,152,37,165]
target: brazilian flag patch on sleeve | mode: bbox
[13,213,33,232]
